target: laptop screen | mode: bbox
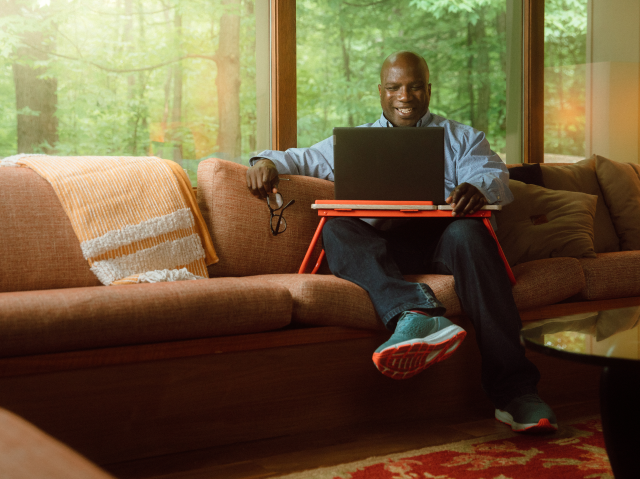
[333,127,445,203]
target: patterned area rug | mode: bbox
[277,418,612,479]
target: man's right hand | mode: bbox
[246,158,279,199]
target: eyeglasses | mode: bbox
[266,193,295,236]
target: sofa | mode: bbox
[0,154,637,468]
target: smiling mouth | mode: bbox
[396,107,414,115]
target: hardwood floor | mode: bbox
[104,396,601,479]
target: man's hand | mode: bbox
[446,183,487,217]
[247,158,279,199]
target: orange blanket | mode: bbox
[1,155,218,285]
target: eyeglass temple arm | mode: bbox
[299,216,327,274]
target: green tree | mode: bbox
[0,0,259,183]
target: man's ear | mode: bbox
[378,84,382,98]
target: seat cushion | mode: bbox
[258,260,585,329]
[197,159,333,277]
[578,252,640,300]
[541,157,620,254]
[0,277,292,358]
[510,257,586,313]
[257,273,462,330]
[413,258,586,317]
[0,167,101,292]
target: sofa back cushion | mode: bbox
[540,156,620,253]
[593,154,640,251]
[0,167,102,293]
[495,180,597,266]
[197,159,334,277]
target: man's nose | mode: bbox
[397,86,413,101]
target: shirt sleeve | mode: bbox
[456,130,513,206]
[249,136,335,181]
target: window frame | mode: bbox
[271,0,297,151]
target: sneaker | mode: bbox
[495,394,558,433]
[372,311,466,380]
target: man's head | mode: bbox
[378,51,431,127]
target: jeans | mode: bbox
[322,216,541,409]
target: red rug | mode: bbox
[278,418,612,479]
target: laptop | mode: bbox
[333,127,446,204]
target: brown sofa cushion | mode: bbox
[594,154,640,250]
[0,277,292,358]
[413,258,585,319]
[198,159,333,277]
[0,167,101,292]
[495,180,597,266]
[0,408,114,479]
[510,257,585,313]
[258,274,460,331]
[578,251,640,300]
[540,157,620,253]
[259,258,585,329]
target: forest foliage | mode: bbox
[1,0,587,184]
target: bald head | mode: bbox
[380,51,429,84]
[378,51,431,127]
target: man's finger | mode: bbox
[452,195,470,216]
[462,195,482,215]
[450,184,469,205]
[261,171,272,196]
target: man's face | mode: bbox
[378,58,431,127]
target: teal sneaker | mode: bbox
[372,311,466,380]
[495,394,558,433]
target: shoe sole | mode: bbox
[495,409,558,433]
[372,325,466,380]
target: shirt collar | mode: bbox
[379,109,432,128]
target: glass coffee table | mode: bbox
[521,305,640,479]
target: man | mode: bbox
[246,51,556,433]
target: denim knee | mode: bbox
[446,219,490,239]
[322,217,370,243]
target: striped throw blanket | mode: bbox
[1,155,218,285]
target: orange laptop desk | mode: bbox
[298,200,516,286]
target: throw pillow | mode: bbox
[508,163,545,187]
[594,154,640,251]
[495,180,597,266]
[540,156,620,253]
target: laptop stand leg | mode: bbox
[299,216,327,274]
[482,217,516,286]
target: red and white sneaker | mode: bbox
[372,311,466,380]
[495,394,558,433]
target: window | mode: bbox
[296,0,512,161]
[1,0,270,184]
[543,0,640,164]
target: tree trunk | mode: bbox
[216,0,242,160]
[466,22,475,127]
[339,24,354,127]
[172,13,184,164]
[470,11,490,134]
[496,10,507,132]
[12,31,58,154]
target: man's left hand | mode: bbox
[446,183,487,217]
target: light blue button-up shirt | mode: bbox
[251,110,513,207]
